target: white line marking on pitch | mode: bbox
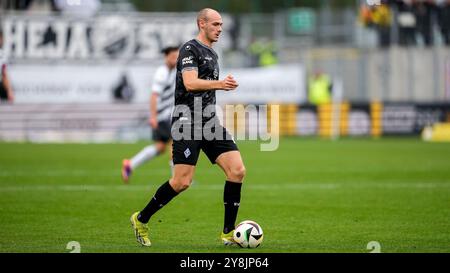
[0,182,449,192]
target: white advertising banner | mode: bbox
[8,64,157,103]
[219,65,306,104]
[9,64,306,104]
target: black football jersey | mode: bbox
[173,39,220,125]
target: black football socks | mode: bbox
[223,180,242,234]
[138,181,178,223]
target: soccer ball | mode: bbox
[233,220,264,248]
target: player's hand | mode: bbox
[149,117,158,129]
[221,75,239,91]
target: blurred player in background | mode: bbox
[130,8,244,247]
[121,46,179,183]
[0,30,14,104]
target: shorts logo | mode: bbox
[184,148,191,158]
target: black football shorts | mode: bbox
[152,120,172,143]
[172,124,239,165]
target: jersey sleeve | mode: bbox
[179,44,198,73]
[151,67,167,94]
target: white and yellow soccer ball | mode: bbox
[233,220,264,248]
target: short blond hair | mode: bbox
[196,8,215,30]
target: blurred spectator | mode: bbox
[0,31,15,104]
[248,37,278,67]
[394,0,417,46]
[436,0,450,45]
[358,4,373,27]
[229,15,241,51]
[373,2,393,47]
[308,71,332,105]
[414,0,435,47]
[359,1,392,47]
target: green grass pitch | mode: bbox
[0,137,449,253]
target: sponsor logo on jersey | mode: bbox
[182,56,194,65]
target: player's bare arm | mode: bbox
[182,69,238,92]
[149,92,158,128]
[1,67,14,102]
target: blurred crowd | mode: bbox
[359,0,450,47]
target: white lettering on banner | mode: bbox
[3,20,25,58]
[1,14,226,61]
[136,23,160,59]
[348,111,371,135]
[296,110,318,135]
[27,21,47,58]
[66,23,90,59]
[382,105,416,133]
[49,21,69,59]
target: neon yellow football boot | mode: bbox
[220,230,236,245]
[130,212,151,247]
